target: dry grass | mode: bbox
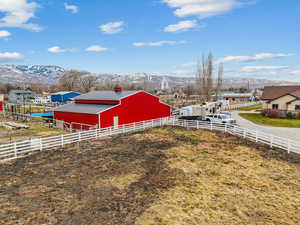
[0,117,66,144]
[0,127,299,225]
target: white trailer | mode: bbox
[176,102,223,120]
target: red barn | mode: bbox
[0,94,4,112]
[54,88,171,129]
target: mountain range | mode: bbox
[0,65,298,89]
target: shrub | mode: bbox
[286,112,294,119]
[262,109,281,118]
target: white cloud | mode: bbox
[173,69,194,75]
[86,45,109,52]
[0,30,11,37]
[0,52,23,62]
[99,21,124,34]
[162,0,244,19]
[241,66,289,73]
[0,0,41,31]
[164,20,197,32]
[181,61,197,67]
[220,53,295,63]
[48,46,66,53]
[64,3,79,14]
[133,40,187,47]
[289,71,300,75]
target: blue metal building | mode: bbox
[51,91,81,103]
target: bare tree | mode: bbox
[57,70,81,92]
[197,53,224,102]
[215,63,223,101]
[197,52,214,102]
[80,75,97,93]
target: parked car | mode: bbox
[205,114,236,124]
[219,111,232,117]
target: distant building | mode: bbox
[261,86,300,112]
[51,91,81,103]
[220,91,253,102]
[34,96,51,105]
[8,90,35,103]
[161,76,169,90]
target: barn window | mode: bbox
[295,105,300,111]
[272,104,279,110]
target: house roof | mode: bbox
[54,103,115,114]
[290,90,300,98]
[75,90,139,101]
[52,91,80,96]
[261,85,300,100]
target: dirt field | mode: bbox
[0,117,66,144]
[0,127,299,225]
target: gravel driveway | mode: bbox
[232,111,300,142]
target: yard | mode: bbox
[0,127,299,225]
[0,116,66,144]
[239,113,300,128]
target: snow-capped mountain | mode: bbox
[0,65,298,88]
[0,65,68,85]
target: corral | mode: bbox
[0,116,66,144]
[0,127,299,225]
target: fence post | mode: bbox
[270,135,273,148]
[197,121,199,129]
[61,135,64,147]
[40,138,43,151]
[78,132,81,142]
[95,128,98,138]
[224,124,227,133]
[287,140,291,153]
[14,142,17,158]
[243,129,246,138]
[210,122,213,131]
[255,131,258,142]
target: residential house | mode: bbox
[261,86,300,112]
[8,90,35,103]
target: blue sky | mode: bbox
[0,0,300,81]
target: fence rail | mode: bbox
[223,101,261,110]
[0,116,299,162]
[173,119,300,154]
[0,117,173,161]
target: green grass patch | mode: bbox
[239,113,300,128]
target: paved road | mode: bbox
[232,111,300,142]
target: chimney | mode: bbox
[114,84,122,93]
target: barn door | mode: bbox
[113,116,119,127]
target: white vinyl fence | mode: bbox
[173,119,300,154]
[0,117,299,162]
[0,117,173,161]
[223,101,261,110]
